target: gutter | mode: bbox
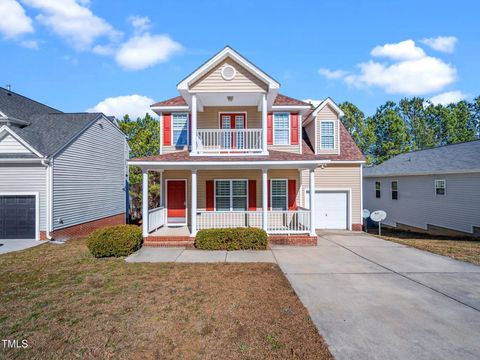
[40,158,53,240]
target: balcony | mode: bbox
[196,128,263,154]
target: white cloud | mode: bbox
[421,36,457,53]
[22,0,119,50]
[429,90,467,106]
[92,44,114,56]
[318,68,348,79]
[128,15,151,34]
[115,33,182,70]
[371,39,425,60]
[20,39,39,49]
[0,0,34,38]
[303,99,323,108]
[88,94,156,119]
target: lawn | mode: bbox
[0,239,333,360]
[371,228,480,265]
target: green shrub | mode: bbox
[86,225,142,258]
[195,228,268,250]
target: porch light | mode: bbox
[227,96,234,102]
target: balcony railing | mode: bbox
[196,128,263,153]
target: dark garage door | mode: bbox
[0,195,36,239]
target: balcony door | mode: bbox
[220,114,246,150]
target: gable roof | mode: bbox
[0,87,113,157]
[363,140,480,177]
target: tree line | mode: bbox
[340,96,480,164]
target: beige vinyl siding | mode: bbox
[304,120,316,154]
[190,58,268,93]
[268,144,301,154]
[300,164,362,224]
[316,105,340,155]
[0,133,32,154]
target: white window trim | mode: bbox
[391,180,398,200]
[435,179,446,196]
[319,120,336,150]
[217,112,248,128]
[171,112,189,146]
[375,181,381,198]
[270,179,288,211]
[273,112,291,146]
[214,179,249,212]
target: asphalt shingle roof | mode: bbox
[363,140,480,177]
[0,88,104,157]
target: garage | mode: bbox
[306,190,349,230]
[0,195,37,239]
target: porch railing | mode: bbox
[196,211,263,230]
[148,206,165,232]
[267,210,311,233]
[196,128,263,153]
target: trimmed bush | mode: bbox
[195,228,268,250]
[87,225,142,258]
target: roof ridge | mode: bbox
[0,87,62,114]
[394,139,480,157]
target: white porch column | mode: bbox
[191,169,197,236]
[191,94,198,155]
[142,168,149,237]
[261,93,268,154]
[159,170,164,207]
[309,167,316,236]
[262,168,268,232]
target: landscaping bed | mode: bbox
[0,239,333,359]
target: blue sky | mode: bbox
[1,0,479,118]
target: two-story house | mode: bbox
[129,46,365,246]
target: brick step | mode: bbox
[144,240,195,248]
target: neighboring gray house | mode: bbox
[0,87,128,241]
[363,140,480,237]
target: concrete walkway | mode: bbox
[275,231,480,360]
[0,239,43,254]
[125,247,276,263]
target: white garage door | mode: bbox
[306,191,348,229]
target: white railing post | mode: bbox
[142,168,149,237]
[309,167,316,236]
[262,93,268,155]
[191,169,197,236]
[191,94,197,155]
[262,168,268,232]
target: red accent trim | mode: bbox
[206,180,214,211]
[267,112,273,145]
[267,180,271,210]
[288,179,296,210]
[248,180,256,211]
[290,112,299,145]
[163,113,171,146]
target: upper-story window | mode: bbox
[375,181,381,198]
[273,113,290,145]
[435,179,446,196]
[320,121,335,149]
[391,181,398,200]
[172,113,189,146]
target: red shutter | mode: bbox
[248,180,256,211]
[206,180,214,211]
[188,113,192,146]
[288,180,297,210]
[267,180,271,210]
[267,112,273,145]
[290,112,299,145]
[163,113,171,146]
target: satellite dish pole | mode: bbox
[370,210,387,236]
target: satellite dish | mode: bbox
[370,210,387,222]
[362,209,371,219]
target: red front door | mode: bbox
[167,180,186,222]
[220,113,245,149]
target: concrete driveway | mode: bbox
[0,239,43,254]
[272,231,480,360]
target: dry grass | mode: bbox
[0,239,333,360]
[371,229,480,265]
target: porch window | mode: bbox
[271,179,287,210]
[273,113,290,145]
[215,180,248,211]
[172,113,188,146]
[320,121,335,149]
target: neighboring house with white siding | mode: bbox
[128,46,365,247]
[363,140,480,237]
[0,87,128,241]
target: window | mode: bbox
[391,181,398,200]
[271,179,287,210]
[435,179,446,196]
[273,113,290,145]
[320,121,335,149]
[172,113,188,146]
[375,181,381,198]
[215,180,248,211]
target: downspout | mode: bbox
[40,158,53,240]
